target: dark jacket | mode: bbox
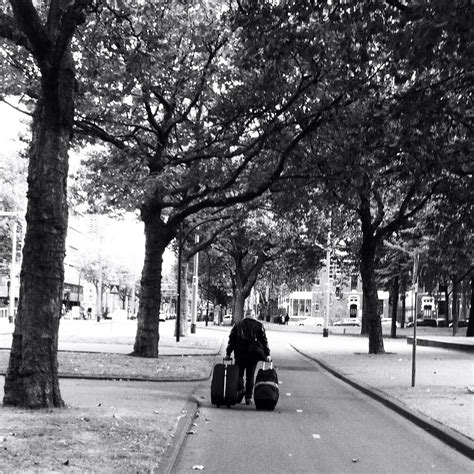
[226,317,270,361]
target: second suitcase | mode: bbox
[210,358,241,407]
[254,361,279,411]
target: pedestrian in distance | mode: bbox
[225,310,271,405]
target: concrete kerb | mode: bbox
[291,344,474,461]
[161,391,202,474]
[407,336,474,352]
[162,342,226,473]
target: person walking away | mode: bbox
[225,311,271,405]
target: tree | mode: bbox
[1,0,93,408]
[210,208,276,322]
[269,0,471,354]
[411,176,473,335]
[72,0,345,357]
[378,236,415,335]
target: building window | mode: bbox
[350,275,358,291]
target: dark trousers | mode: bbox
[236,357,258,400]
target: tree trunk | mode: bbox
[132,215,174,358]
[390,276,399,338]
[3,58,76,408]
[359,232,385,354]
[400,282,406,329]
[444,285,450,321]
[460,278,467,321]
[230,251,267,324]
[466,276,474,337]
[233,289,246,323]
[451,275,459,336]
[176,263,189,336]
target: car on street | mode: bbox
[406,318,437,327]
[222,314,232,325]
[380,317,400,328]
[298,317,324,327]
[108,309,128,320]
[334,318,361,327]
[449,320,468,328]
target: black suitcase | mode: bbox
[254,361,279,411]
[210,358,241,407]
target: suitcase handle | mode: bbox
[262,360,273,370]
[223,357,233,364]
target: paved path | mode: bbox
[173,336,473,473]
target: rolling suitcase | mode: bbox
[210,358,241,407]
[254,361,279,411]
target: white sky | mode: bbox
[0,100,29,155]
[0,99,175,277]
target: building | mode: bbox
[278,261,364,325]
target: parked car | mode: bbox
[380,317,400,328]
[449,320,468,328]
[222,314,232,325]
[406,318,437,327]
[161,312,176,320]
[334,318,361,327]
[109,309,128,320]
[298,317,324,327]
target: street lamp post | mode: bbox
[175,223,183,342]
[314,227,331,338]
[411,254,419,387]
[323,228,331,338]
[205,250,211,327]
[191,234,199,334]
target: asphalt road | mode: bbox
[173,331,473,473]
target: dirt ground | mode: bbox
[1,404,178,473]
[0,350,214,473]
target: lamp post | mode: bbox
[323,228,331,338]
[191,234,199,334]
[411,254,419,387]
[314,228,331,338]
[175,220,208,341]
[175,223,183,342]
[205,250,211,327]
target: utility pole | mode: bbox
[323,227,331,338]
[191,234,199,334]
[175,223,183,342]
[411,254,419,387]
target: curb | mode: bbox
[291,344,474,460]
[161,392,201,474]
[162,347,225,472]
[407,337,474,353]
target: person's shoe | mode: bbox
[245,398,253,405]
